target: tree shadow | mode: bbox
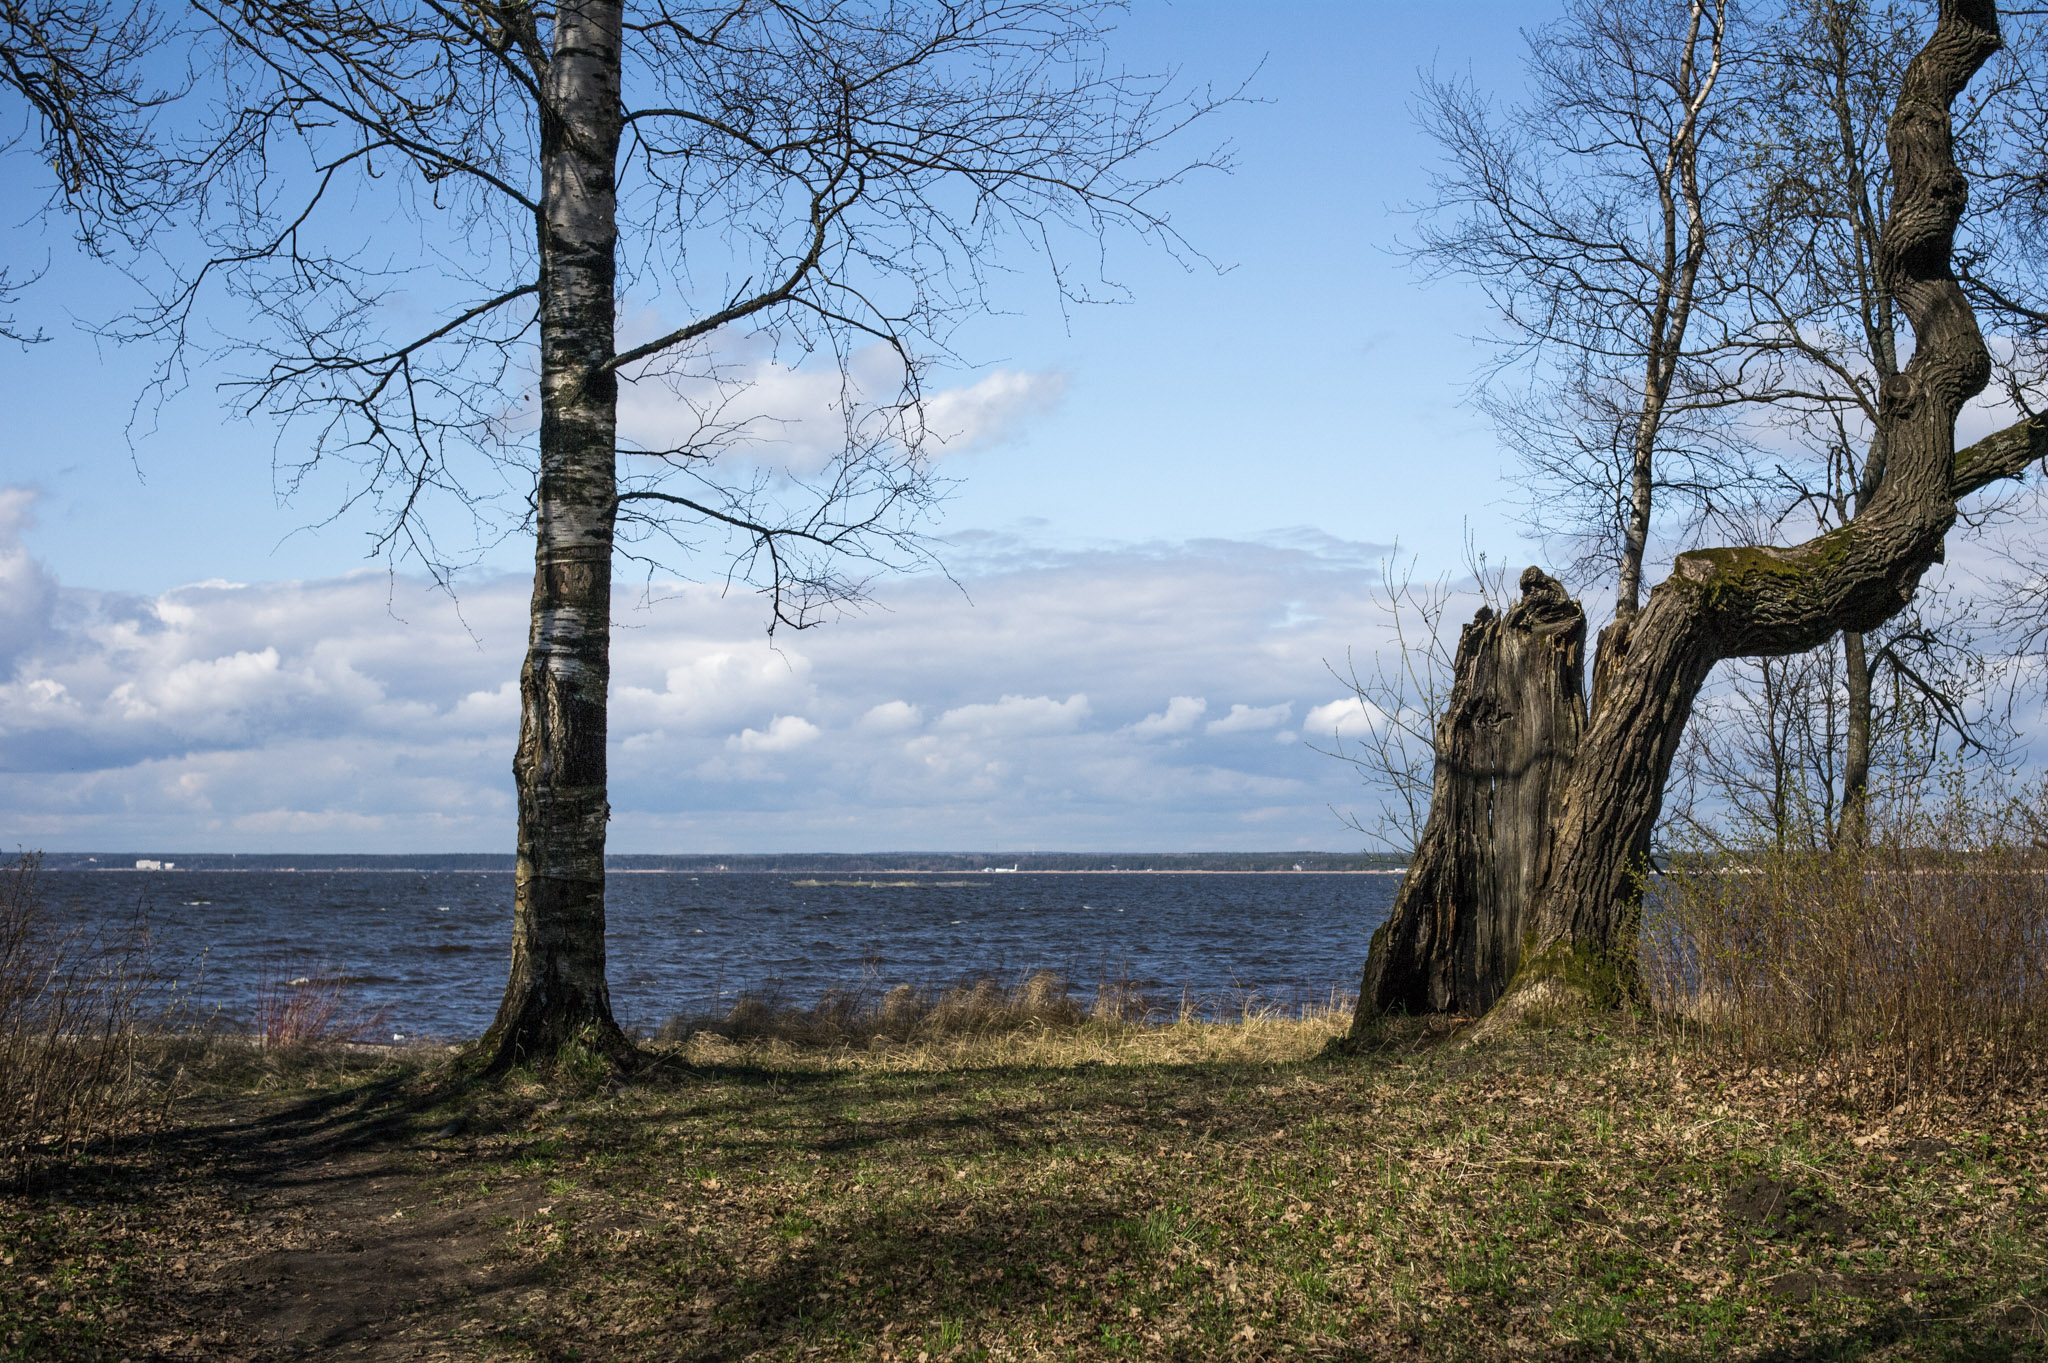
[1731,1289,2044,1362]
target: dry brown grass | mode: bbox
[660,968,1355,1057]
[1642,774,2048,1110]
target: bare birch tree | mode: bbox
[134,0,1227,1068]
[1411,0,1753,646]
[1707,0,2037,842]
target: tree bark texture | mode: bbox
[1840,627,1873,841]
[1348,1,2031,1040]
[480,0,633,1069]
[1350,569,1586,1022]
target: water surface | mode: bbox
[41,869,1400,1040]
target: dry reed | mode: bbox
[1641,773,2048,1108]
[251,966,390,1048]
[659,968,1085,1047]
[0,853,168,1174]
[658,966,1357,1055]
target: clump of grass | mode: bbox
[1642,770,2048,1109]
[659,968,1086,1048]
[0,853,167,1175]
[660,966,1359,1058]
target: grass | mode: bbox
[2,1014,2044,1360]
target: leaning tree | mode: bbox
[1347,0,2041,1036]
[138,0,1224,1067]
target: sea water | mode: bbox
[36,869,1400,1040]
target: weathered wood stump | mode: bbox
[1349,567,1587,1026]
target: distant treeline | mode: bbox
[37,851,1404,873]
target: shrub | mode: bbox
[251,966,389,1048]
[0,854,165,1175]
[1642,773,2048,1108]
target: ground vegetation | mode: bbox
[2,1016,2044,1360]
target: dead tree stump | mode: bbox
[1349,567,1587,1025]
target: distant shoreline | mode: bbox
[62,865,1410,876]
[37,850,1409,876]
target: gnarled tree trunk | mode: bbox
[1347,0,2041,1042]
[1350,569,1586,1024]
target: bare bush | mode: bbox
[1642,773,2048,1108]
[0,854,166,1174]
[251,966,389,1050]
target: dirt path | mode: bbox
[216,1143,538,1358]
[64,1082,555,1360]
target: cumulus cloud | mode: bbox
[937,693,1091,736]
[0,509,1472,850]
[613,334,1065,478]
[859,700,924,732]
[613,648,813,737]
[1206,702,1292,735]
[917,368,1069,454]
[728,715,822,753]
[1303,696,1382,739]
[1129,696,1206,738]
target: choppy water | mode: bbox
[38,869,1400,1041]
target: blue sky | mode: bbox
[6,3,1531,591]
[6,1,2013,853]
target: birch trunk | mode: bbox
[1613,0,1723,626]
[479,0,634,1069]
[1840,628,1873,842]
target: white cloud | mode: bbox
[936,693,1091,736]
[728,715,822,753]
[112,647,284,720]
[918,368,1070,454]
[1206,702,1293,735]
[612,647,813,736]
[1129,696,1207,738]
[1304,696,1382,739]
[0,502,1483,850]
[859,700,924,732]
[613,334,1065,479]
